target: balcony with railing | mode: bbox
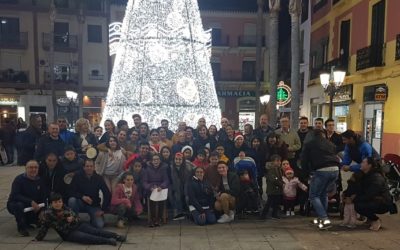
[356,43,385,71]
[44,71,78,85]
[212,35,230,47]
[310,58,348,80]
[396,34,400,61]
[42,33,78,52]
[238,35,265,47]
[0,32,28,49]
[0,69,29,83]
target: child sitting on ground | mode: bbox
[111,173,143,228]
[35,193,126,246]
[282,165,307,216]
[237,170,259,214]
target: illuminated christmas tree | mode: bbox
[102,0,221,129]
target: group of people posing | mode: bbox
[6,113,394,245]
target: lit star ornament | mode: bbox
[102,0,221,130]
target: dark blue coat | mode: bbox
[34,135,66,163]
[8,174,47,206]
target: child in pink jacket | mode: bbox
[282,166,307,216]
[111,173,143,228]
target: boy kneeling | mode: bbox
[35,193,126,246]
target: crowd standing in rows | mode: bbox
[1,113,395,245]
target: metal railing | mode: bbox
[42,33,78,52]
[212,35,230,46]
[238,35,265,47]
[44,71,78,85]
[356,43,385,71]
[310,58,348,80]
[0,32,28,49]
[0,69,29,83]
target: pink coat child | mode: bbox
[111,174,143,227]
[282,166,307,216]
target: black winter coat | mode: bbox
[354,170,392,206]
[39,163,67,198]
[301,136,340,174]
[187,176,215,213]
[17,126,42,165]
[8,174,47,206]
[218,172,240,198]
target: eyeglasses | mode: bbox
[57,120,67,123]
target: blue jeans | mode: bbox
[191,210,216,226]
[68,197,104,228]
[309,170,339,219]
[64,223,117,245]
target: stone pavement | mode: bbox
[1,165,400,250]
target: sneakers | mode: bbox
[18,228,29,237]
[286,211,291,216]
[290,211,295,216]
[116,220,125,228]
[217,214,231,223]
[173,214,186,221]
[318,219,332,230]
[310,218,320,226]
[229,210,235,221]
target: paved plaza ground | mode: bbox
[1,165,400,250]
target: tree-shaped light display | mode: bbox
[102,0,221,129]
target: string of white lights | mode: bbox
[102,0,221,130]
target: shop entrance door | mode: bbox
[363,103,383,154]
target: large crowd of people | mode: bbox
[1,113,395,245]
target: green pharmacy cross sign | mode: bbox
[276,81,292,106]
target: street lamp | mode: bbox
[66,91,78,128]
[320,67,346,119]
[260,94,271,105]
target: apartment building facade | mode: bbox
[304,0,400,155]
[0,0,110,127]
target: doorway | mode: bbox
[363,103,383,154]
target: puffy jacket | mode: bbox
[354,170,392,206]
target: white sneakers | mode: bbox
[229,210,235,221]
[217,214,231,223]
[286,211,296,216]
[218,210,235,223]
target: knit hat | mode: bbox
[175,152,184,158]
[284,166,294,175]
[181,145,193,157]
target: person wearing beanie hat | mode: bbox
[181,145,193,159]
[282,162,307,216]
[230,133,249,161]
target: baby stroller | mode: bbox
[383,154,400,202]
